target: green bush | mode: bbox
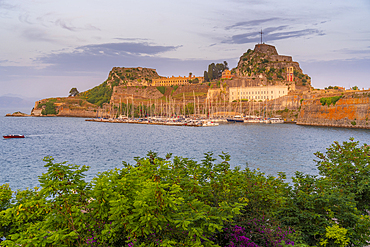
[1,140,370,246]
[39,101,58,115]
[79,81,113,107]
[320,96,342,106]
[156,86,166,94]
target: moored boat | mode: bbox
[270,118,284,124]
[227,115,244,123]
[202,121,219,127]
[3,134,25,139]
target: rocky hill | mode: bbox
[106,67,162,87]
[229,44,311,91]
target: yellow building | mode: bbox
[229,85,289,102]
[222,69,232,79]
[151,75,204,86]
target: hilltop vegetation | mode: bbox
[75,67,163,108]
[234,46,311,87]
[1,139,370,246]
[79,81,113,107]
[106,67,161,86]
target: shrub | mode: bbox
[79,81,113,107]
[320,96,342,106]
[2,141,370,246]
[39,101,58,115]
[156,86,166,94]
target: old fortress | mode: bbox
[144,44,306,102]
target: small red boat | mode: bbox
[3,134,25,139]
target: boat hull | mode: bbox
[227,118,244,123]
[3,135,25,139]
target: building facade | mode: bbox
[222,69,232,79]
[229,85,289,102]
[151,75,204,87]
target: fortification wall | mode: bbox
[297,94,370,129]
[57,107,97,118]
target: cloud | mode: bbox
[223,26,324,44]
[19,11,100,32]
[225,18,285,30]
[55,19,100,32]
[21,28,57,43]
[18,12,33,24]
[31,41,197,76]
[0,0,15,10]
[333,47,370,56]
[75,42,180,56]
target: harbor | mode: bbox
[85,115,287,126]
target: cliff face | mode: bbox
[32,97,98,117]
[297,91,370,129]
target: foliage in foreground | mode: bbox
[0,139,370,246]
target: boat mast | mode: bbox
[193,90,196,118]
[131,94,134,118]
[183,93,185,117]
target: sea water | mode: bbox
[1,108,369,191]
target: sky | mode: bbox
[1,0,370,100]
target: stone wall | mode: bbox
[57,107,97,118]
[297,93,370,129]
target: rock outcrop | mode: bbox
[106,67,162,87]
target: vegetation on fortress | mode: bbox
[235,48,310,86]
[36,98,58,115]
[76,67,162,108]
[79,81,113,107]
[1,139,370,246]
[106,67,161,87]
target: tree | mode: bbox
[206,62,229,81]
[69,87,79,97]
[314,138,370,214]
[204,70,209,82]
[208,63,216,81]
[223,61,229,70]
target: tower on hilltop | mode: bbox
[259,29,263,44]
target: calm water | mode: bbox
[1,108,369,191]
